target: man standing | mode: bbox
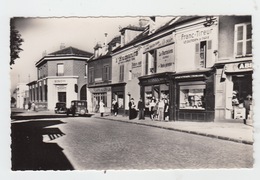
[137,98,145,120]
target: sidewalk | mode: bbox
[94,113,254,145]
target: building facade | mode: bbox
[27,46,92,110]
[214,16,252,121]
[14,83,29,109]
[111,16,252,122]
[87,35,121,113]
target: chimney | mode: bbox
[149,16,156,34]
[102,33,108,55]
[139,18,149,27]
[42,50,47,57]
[60,43,66,50]
[104,33,108,46]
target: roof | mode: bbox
[49,46,93,57]
[119,25,146,33]
[35,46,93,67]
[108,35,121,46]
[112,16,202,53]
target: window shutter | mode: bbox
[195,43,200,68]
[206,40,212,67]
[109,66,111,80]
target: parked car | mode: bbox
[54,102,67,114]
[67,100,88,116]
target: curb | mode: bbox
[95,116,253,145]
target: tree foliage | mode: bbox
[10,19,24,68]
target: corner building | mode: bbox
[28,46,92,110]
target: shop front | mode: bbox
[111,83,126,115]
[88,85,112,113]
[222,61,253,121]
[173,69,215,122]
[139,72,174,119]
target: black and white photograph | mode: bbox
[1,0,260,180]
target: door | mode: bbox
[58,92,66,103]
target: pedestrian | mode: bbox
[28,101,31,111]
[149,98,156,120]
[158,98,165,121]
[244,95,252,124]
[128,98,136,120]
[113,99,119,116]
[137,98,145,120]
[31,101,36,111]
[99,100,105,117]
[164,98,169,121]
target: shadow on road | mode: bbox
[11,119,74,170]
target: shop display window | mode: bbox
[179,84,205,110]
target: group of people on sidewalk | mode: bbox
[128,97,169,121]
[23,101,38,112]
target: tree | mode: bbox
[11,96,16,104]
[10,18,24,68]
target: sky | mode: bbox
[10,17,143,93]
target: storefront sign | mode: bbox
[175,74,204,79]
[178,27,214,44]
[54,79,67,84]
[89,87,111,93]
[157,45,175,72]
[132,61,142,69]
[225,62,253,73]
[143,77,168,84]
[56,85,67,92]
[116,51,138,64]
[144,34,174,53]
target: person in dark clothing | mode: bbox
[137,98,145,120]
[128,98,136,120]
[113,99,119,116]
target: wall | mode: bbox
[47,60,74,76]
[47,78,78,110]
[112,47,143,109]
[218,16,251,61]
[73,60,87,99]
[175,21,218,72]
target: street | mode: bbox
[11,113,253,170]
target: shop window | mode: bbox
[179,84,206,110]
[119,65,124,82]
[234,23,252,57]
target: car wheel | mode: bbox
[80,109,85,115]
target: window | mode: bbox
[195,40,212,68]
[119,65,124,82]
[179,84,206,110]
[145,50,157,74]
[103,65,110,81]
[57,64,64,76]
[89,67,94,83]
[234,23,252,57]
[38,68,41,79]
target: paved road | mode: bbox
[45,116,253,170]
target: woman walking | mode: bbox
[99,100,105,117]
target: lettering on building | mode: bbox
[89,87,111,93]
[179,28,213,44]
[175,74,204,79]
[144,35,174,52]
[116,51,138,64]
[132,61,142,69]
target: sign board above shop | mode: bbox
[89,87,111,93]
[224,62,253,73]
[143,34,174,53]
